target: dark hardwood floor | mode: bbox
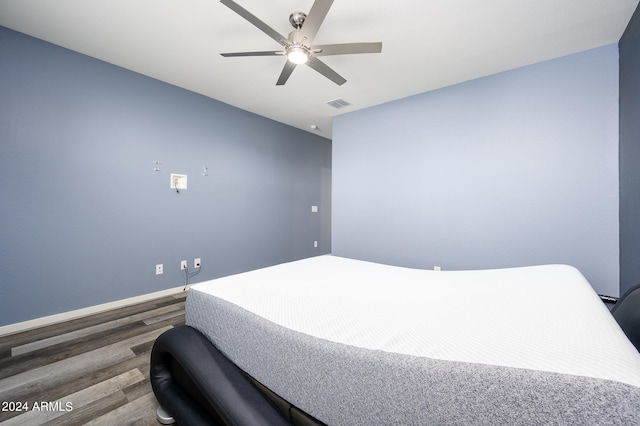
[0,291,187,425]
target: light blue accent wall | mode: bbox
[0,26,331,326]
[333,45,619,295]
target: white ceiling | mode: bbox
[1,0,638,139]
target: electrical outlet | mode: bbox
[180,260,187,270]
[156,264,163,275]
[194,258,201,268]
[314,241,318,248]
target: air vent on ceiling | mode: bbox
[326,98,351,109]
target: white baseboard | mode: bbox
[0,286,187,338]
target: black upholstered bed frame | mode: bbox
[150,325,324,425]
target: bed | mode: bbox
[154,255,640,425]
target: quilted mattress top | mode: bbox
[190,255,640,388]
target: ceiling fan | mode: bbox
[220,0,382,86]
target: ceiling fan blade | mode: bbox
[220,0,289,47]
[221,51,283,57]
[313,42,382,57]
[276,61,297,86]
[306,57,346,86]
[299,0,334,46]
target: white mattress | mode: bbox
[190,254,640,388]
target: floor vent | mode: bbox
[326,98,351,109]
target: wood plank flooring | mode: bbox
[0,291,187,425]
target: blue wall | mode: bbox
[620,2,640,296]
[0,26,331,326]
[333,45,619,295]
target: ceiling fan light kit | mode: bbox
[286,45,309,65]
[219,0,382,86]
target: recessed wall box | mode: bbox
[170,174,188,190]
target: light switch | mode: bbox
[311,205,318,213]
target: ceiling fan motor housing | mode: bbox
[288,29,308,46]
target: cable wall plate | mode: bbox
[170,173,187,190]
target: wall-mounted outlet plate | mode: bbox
[170,173,188,190]
[156,264,163,275]
[194,258,201,268]
[180,260,187,270]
